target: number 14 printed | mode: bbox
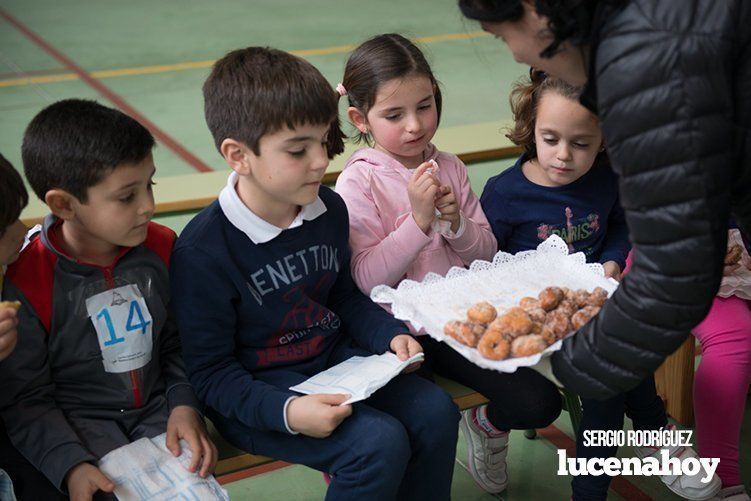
[97,300,151,346]
[85,284,154,373]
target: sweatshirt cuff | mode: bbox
[442,214,466,240]
[44,442,97,491]
[259,390,299,434]
[283,396,300,435]
[166,383,202,412]
[376,325,409,355]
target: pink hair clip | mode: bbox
[335,83,347,97]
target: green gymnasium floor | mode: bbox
[1,0,527,221]
[1,1,749,499]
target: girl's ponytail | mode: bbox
[326,113,346,159]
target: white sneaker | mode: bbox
[634,425,721,500]
[459,406,509,494]
[708,485,751,501]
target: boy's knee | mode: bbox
[355,414,411,468]
[412,386,460,443]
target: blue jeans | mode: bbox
[572,376,668,500]
[210,340,460,501]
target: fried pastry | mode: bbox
[544,309,571,337]
[444,320,485,347]
[571,305,601,330]
[538,286,564,311]
[0,301,21,311]
[466,301,498,325]
[494,307,534,339]
[511,334,547,357]
[477,328,511,360]
[519,296,541,310]
[586,287,608,307]
[725,244,743,265]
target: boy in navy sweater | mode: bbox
[171,47,459,501]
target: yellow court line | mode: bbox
[0,31,489,88]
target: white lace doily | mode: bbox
[371,235,619,373]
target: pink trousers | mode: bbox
[693,294,751,486]
[623,253,750,486]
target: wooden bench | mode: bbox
[655,337,696,425]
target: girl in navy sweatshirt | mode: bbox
[481,70,719,501]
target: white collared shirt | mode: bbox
[218,172,327,244]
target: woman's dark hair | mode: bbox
[507,68,601,158]
[0,153,28,237]
[341,33,442,144]
[458,0,604,57]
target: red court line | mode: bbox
[216,461,291,485]
[0,8,213,173]
[537,424,654,501]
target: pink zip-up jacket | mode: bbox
[335,144,498,299]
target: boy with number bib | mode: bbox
[0,100,216,500]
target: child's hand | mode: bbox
[390,334,423,373]
[603,261,622,281]
[435,185,461,233]
[65,462,114,501]
[166,405,218,478]
[286,394,352,438]
[0,307,19,361]
[408,162,440,234]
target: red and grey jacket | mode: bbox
[0,216,199,490]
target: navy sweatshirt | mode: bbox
[171,186,407,434]
[480,155,630,269]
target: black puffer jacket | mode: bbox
[551,0,751,398]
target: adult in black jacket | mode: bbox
[459,0,751,399]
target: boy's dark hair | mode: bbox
[0,153,28,237]
[22,99,155,202]
[458,0,626,58]
[341,33,442,144]
[203,47,345,159]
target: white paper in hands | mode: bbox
[98,433,228,501]
[290,352,425,405]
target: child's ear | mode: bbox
[220,138,253,176]
[44,189,77,220]
[347,107,369,134]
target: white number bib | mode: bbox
[86,284,153,373]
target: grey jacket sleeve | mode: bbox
[0,281,95,490]
[158,304,201,412]
[552,0,737,398]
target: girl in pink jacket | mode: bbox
[335,33,562,495]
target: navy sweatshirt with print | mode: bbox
[480,155,630,269]
[171,186,407,434]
